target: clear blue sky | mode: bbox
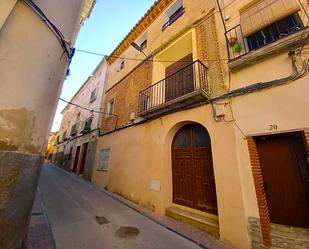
[51,0,156,132]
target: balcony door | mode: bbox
[165,54,194,102]
[172,124,218,214]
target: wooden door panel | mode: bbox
[165,54,193,102]
[173,152,195,207]
[194,149,218,214]
[172,124,218,214]
[256,134,309,228]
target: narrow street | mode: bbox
[39,165,203,249]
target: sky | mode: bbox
[51,0,156,132]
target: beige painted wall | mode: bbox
[93,67,309,248]
[106,0,216,90]
[0,0,93,155]
[93,103,255,249]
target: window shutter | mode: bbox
[240,0,301,37]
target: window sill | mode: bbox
[228,27,309,72]
[96,169,109,172]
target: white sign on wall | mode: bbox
[150,180,161,192]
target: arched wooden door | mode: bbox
[172,124,218,214]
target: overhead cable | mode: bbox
[59,97,118,118]
[75,48,229,62]
[23,0,74,61]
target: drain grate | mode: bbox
[115,226,140,238]
[95,215,109,225]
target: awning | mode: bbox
[240,0,301,37]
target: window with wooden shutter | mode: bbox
[240,0,301,37]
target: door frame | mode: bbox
[171,123,218,214]
[247,130,309,247]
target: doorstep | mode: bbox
[166,206,219,238]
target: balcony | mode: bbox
[225,0,309,71]
[70,124,77,136]
[138,60,209,118]
[80,117,92,134]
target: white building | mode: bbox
[55,58,108,180]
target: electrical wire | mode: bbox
[75,48,229,62]
[59,97,118,117]
[23,0,73,60]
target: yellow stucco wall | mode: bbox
[93,103,257,248]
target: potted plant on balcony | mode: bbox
[233,42,241,52]
[229,37,237,46]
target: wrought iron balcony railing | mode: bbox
[225,0,309,61]
[138,60,209,115]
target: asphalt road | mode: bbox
[39,165,203,249]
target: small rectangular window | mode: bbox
[108,99,114,115]
[62,130,67,141]
[70,124,77,136]
[140,39,147,50]
[98,148,111,170]
[162,0,184,30]
[120,61,125,70]
[135,32,148,52]
[89,88,97,102]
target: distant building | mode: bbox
[54,58,108,181]
[91,0,309,249]
[46,132,58,162]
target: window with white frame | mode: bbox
[118,59,125,71]
[162,0,184,30]
[89,88,97,102]
[136,32,148,51]
[98,148,111,170]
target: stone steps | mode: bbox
[165,206,219,237]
